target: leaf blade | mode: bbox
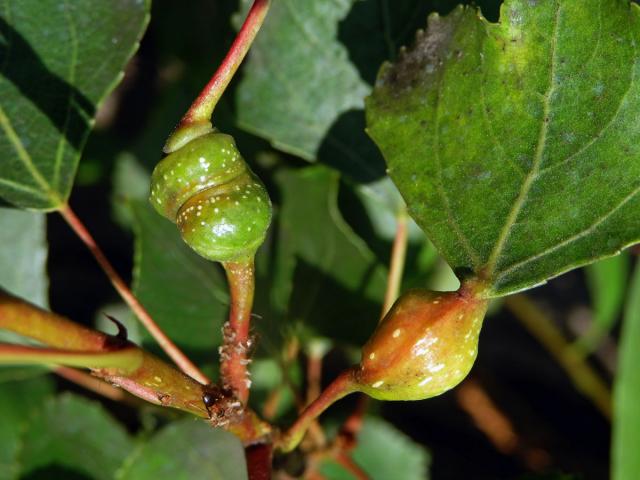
[319,416,430,479]
[117,419,248,480]
[0,0,149,209]
[0,208,48,307]
[366,0,640,296]
[274,166,387,346]
[18,394,133,480]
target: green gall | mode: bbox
[150,132,272,263]
[355,288,488,401]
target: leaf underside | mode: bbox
[131,200,228,367]
[236,0,369,163]
[274,166,387,346]
[0,0,149,210]
[0,208,47,307]
[367,0,640,296]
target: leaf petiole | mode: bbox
[165,0,272,151]
[58,204,210,385]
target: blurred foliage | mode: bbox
[612,262,640,480]
[0,209,48,307]
[319,416,430,479]
[579,253,630,351]
[117,419,248,480]
[131,199,228,371]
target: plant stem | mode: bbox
[244,443,273,480]
[305,342,329,448]
[505,294,612,419]
[177,0,271,129]
[334,452,369,480]
[221,259,256,404]
[306,343,325,406]
[58,204,209,385]
[382,209,408,317]
[277,368,359,452]
[455,378,519,455]
[55,366,133,403]
[0,343,142,371]
[0,291,211,417]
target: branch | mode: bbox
[55,366,134,403]
[334,452,370,480]
[455,377,551,471]
[245,442,273,480]
[58,205,209,385]
[0,343,142,371]
[0,291,210,417]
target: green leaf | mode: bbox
[111,152,152,229]
[0,374,54,480]
[274,166,387,346]
[0,208,48,307]
[17,394,132,480]
[0,207,48,345]
[117,419,247,480]
[235,0,476,182]
[0,0,149,210]
[366,1,640,296]
[354,177,424,244]
[319,416,430,479]
[236,0,368,161]
[612,262,640,480]
[131,200,228,369]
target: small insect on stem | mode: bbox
[202,389,221,411]
[201,384,244,428]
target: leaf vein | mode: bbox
[282,0,324,50]
[483,2,561,278]
[479,61,525,177]
[497,183,640,281]
[0,104,57,203]
[539,4,636,176]
[52,0,79,191]
[0,177,47,198]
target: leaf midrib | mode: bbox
[483,2,562,279]
[493,6,640,285]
